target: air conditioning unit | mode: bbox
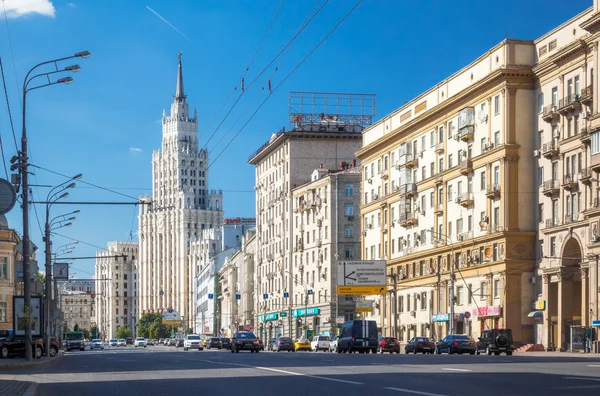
[455,197,461,203]
[373,194,379,200]
[553,129,560,138]
[533,149,539,157]
[454,134,460,141]
[529,277,536,284]
[419,151,424,158]
[482,215,489,222]
[457,235,464,241]
[582,111,590,119]
[368,223,373,229]
[410,311,416,317]
[368,178,373,184]
[592,235,600,243]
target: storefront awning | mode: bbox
[527,311,543,318]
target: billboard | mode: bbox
[336,260,387,295]
[53,263,70,280]
[13,296,42,337]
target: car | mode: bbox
[65,331,86,352]
[109,339,118,347]
[0,334,44,359]
[220,338,231,350]
[435,335,476,355]
[163,338,170,346]
[117,339,126,347]
[207,337,222,349]
[377,336,400,354]
[329,336,339,352]
[310,335,330,352]
[274,337,295,352]
[476,329,514,355]
[168,338,177,346]
[403,337,434,354]
[91,339,104,350]
[184,334,204,351]
[146,339,154,346]
[159,338,165,345]
[267,338,277,351]
[42,338,60,357]
[294,338,311,351]
[126,337,134,345]
[134,337,147,347]
[175,339,184,348]
[230,331,260,353]
[337,320,378,354]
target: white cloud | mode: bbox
[130,147,143,152]
[66,2,75,8]
[0,0,56,18]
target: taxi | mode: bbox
[294,338,311,351]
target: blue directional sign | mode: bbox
[593,320,600,327]
[208,293,214,299]
[236,294,241,300]
[307,289,313,295]
[283,292,289,298]
[263,293,269,300]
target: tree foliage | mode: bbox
[90,326,99,339]
[137,313,174,339]
[117,326,133,339]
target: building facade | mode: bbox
[61,290,94,335]
[95,242,138,340]
[248,92,374,340]
[192,219,255,336]
[0,216,19,332]
[536,5,600,351]
[138,54,224,329]
[357,40,539,344]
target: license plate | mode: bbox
[423,347,431,350]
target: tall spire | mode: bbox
[175,51,186,103]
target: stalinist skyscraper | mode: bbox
[138,53,224,329]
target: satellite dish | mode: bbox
[484,247,492,257]
[0,179,16,215]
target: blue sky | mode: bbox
[0,0,592,278]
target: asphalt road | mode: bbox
[1,346,600,396]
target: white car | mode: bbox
[91,339,104,349]
[117,339,126,347]
[329,336,339,352]
[184,334,203,351]
[134,337,147,347]
[311,335,331,352]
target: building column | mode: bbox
[557,274,573,351]
[581,268,589,328]
[542,275,550,350]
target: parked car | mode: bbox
[168,338,177,346]
[403,337,434,354]
[163,338,170,346]
[91,339,104,350]
[146,339,154,346]
[294,338,311,351]
[126,337,134,345]
[202,339,208,347]
[220,338,231,350]
[435,335,476,355]
[329,336,339,352]
[476,329,514,355]
[109,339,118,347]
[376,336,400,354]
[134,337,147,347]
[159,338,165,345]
[0,335,44,359]
[274,337,295,352]
[175,339,184,348]
[230,331,260,353]
[257,339,265,351]
[310,335,330,352]
[117,339,126,347]
[184,334,203,351]
[42,338,60,357]
[65,331,86,352]
[337,320,378,354]
[267,338,277,351]
[207,337,222,349]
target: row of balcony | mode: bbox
[542,170,593,196]
[541,86,593,123]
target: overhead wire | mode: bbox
[202,0,331,150]
[207,0,363,170]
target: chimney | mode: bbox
[352,159,356,167]
[320,163,323,169]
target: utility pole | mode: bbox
[387,273,397,338]
[449,256,455,335]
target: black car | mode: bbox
[377,336,400,354]
[337,320,378,354]
[207,337,222,349]
[230,331,260,353]
[0,335,44,359]
[435,335,476,355]
[404,337,435,354]
[274,337,295,352]
[175,339,184,348]
[220,338,231,350]
[476,329,514,355]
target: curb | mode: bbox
[22,383,39,396]
[0,353,64,371]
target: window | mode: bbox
[538,93,544,113]
[0,302,6,322]
[438,158,444,173]
[399,296,404,312]
[448,154,453,169]
[344,204,354,216]
[345,248,354,259]
[377,159,382,174]
[592,131,600,155]
[539,240,544,259]
[494,95,500,115]
[430,162,435,177]
[384,156,389,171]
[447,122,453,139]
[494,279,500,298]
[480,171,486,190]
[551,87,558,106]
[550,236,556,256]
[0,257,7,279]
[421,136,426,152]
[549,39,557,51]
[538,167,544,186]
[457,286,464,305]
[421,292,427,310]
[430,130,435,147]
[344,184,354,196]
[494,131,500,147]
[538,203,543,221]
[480,282,487,300]
[344,226,353,238]
[421,166,426,181]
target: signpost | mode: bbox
[336,260,386,295]
[162,309,181,325]
[356,300,373,313]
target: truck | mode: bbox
[336,320,378,354]
[65,331,86,351]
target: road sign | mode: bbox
[208,293,214,299]
[356,307,372,313]
[337,285,386,295]
[162,310,181,324]
[0,178,16,215]
[236,294,241,300]
[356,300,373,313]
[280,312,288,317]
[283,292,289,298]
[263,294,268,300]
[593,320,600,327]
[307,289,313,295]
[464,311,472,319]
[162,320,180,325]
[53,263,69,280]
[337,260,386,288]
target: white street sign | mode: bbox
[336,316,345,324]
[356,300,374,309]
[337,260,386,287]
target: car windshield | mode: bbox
[235,332,256,339]
[119,339,125,342]
[187,335,200,340]
[136,338,144,340]
[66,333,83,340]
[414,337,428,342]
[318,336,330,341]
[279,337,292,342]
[299,339,309,343]
[220,338,229,341]
[451,336,471,341]
[110,339,117,342]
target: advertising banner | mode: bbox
[13,296,42,337]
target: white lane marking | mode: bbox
[563,377,600,382]
[255,366,364,385]
[384,387,450,396]
[441,368,471,372]
[588,365,600,367]
[370,363,384,365]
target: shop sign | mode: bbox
[292,307,320,317]
[472,305,502,317]
[259,312,278,322]
[535,300,546,310]
[432,313,449,322]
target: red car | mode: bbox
[378,337,400,354]
[405,337,435,354]
[126,337,134,345]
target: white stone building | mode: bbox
[138,54,224,329]
[95,242,138,340]
[248,92,374,340]
[192,219,255,336]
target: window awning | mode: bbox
[527,311,543,318]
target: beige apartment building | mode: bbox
[248,92,373,339]
[0,217,19,332]
[357,40,539,345]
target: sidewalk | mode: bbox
[0,380,37,396]
[0,354,63,396]
[0,353,63,370]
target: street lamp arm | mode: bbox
[25,79,71,95]
[23,52,89,91]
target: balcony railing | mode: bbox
[434,203,444,214]
[458,231,473,241]
[458,192,474,207]
[486,184,501,199]
[580,85,593,105]
[435,141,444,153]
[545,218,559,228]
[562,174,578,190]
[542,142,559,158]
[405,183,418,197]
[579,127,591,144]
[458,127,474,142]
[542,179,560,196]
[542,105,559,122]
[558,93,581,114]
[564,214,578,224]
[460,159,473,174]
[405,153,418,168]
[579,168,593,184]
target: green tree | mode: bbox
[90,326,99,339]
[117,326,133,339]
[83,329,90,339]
[185,328,193,334]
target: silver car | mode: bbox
[91,339,104,349]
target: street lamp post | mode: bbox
[17,51,90,360]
